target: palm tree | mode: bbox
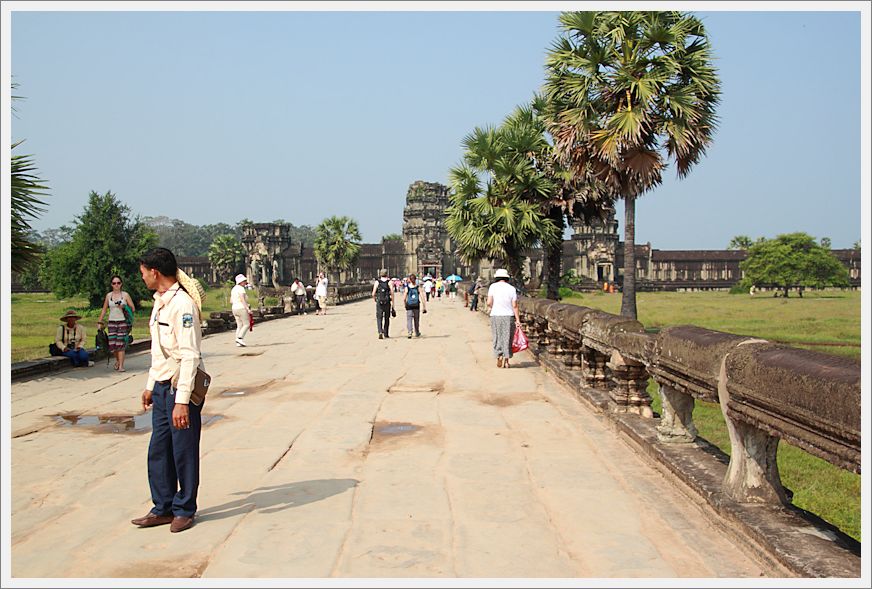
[313,216,361,283]
[11,141,49,273]
[728,235,754,250]
[208,234,244,283]
[445,123,559,286]
[544,11,721,318]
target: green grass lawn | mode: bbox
[9,286,278,363]
[564,289,861,359]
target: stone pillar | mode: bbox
[607,350,653,417]
[718,353,786,504]
[655,382,697,443]
[581,347,609,388]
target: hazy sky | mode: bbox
[7,3,867,250]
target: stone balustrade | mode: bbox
[514,296,860,506]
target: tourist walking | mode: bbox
[435,277,443,300]
[291,278,307,314]
[372,269,395,339]
[448,278,457,301]
[55,310,93,367]
[423,275,433,301]
[132,247,206,534]
[315,272,329,315]
[403,273,426,338]
[469,277,483,312]
[96,274,136,371]
[231,274,252,347]
[487,268,521,368]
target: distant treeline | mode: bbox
[29,216,318,257]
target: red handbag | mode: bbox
[249,313,254,332]
[512,326,529,353]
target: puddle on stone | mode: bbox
[373,422,421,436]
[217,380,275,397]
[239,351,264,357]
[52,413,224,434]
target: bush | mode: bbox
[558,286,576,299]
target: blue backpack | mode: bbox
[405,285,420,309]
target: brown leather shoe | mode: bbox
[131,512,173,527]
[170,515,194,533]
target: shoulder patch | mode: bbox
[182,313,194,328]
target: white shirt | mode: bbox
[230,284,250,311]
[293,281,306,296]
[315,277,328,297]
[146,284,203,404]
[487,281,517,317]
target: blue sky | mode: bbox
[7,5,867,250]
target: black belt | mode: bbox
[156,379,172,385]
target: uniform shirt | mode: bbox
[230,284,250,311]
[487,281,518,317]
[146,283,203,404]
[56,323,85,350]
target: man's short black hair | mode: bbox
[139,247,178,278]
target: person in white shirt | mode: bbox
[486,268,522,368]
[315,272,329,315]
[231,274,252,346]
[291,278,307,314]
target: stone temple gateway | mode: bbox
[203,180,860,289]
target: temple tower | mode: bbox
[401,181,455,277]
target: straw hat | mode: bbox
[235,273,248,285]
[59,309,81,321]
[176,268,205,311]
[494,268,510,279]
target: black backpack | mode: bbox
[376,280,392,305]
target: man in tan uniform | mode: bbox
[131,247,204,533]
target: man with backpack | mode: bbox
[372,269,395,339]
[403,273,426,338]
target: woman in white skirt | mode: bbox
[486,268,522,368]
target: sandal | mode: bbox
[496,357,503,368]
[503,360,510,368]
[114,361,119,371]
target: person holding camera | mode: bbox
[55,310,93,367]
[97,274,136,371]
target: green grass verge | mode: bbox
[10,287,276,363]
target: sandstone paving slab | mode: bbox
[9,298,777,579]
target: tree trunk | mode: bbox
[620,195,638,319]
[543,207,564,300]
[783,286,789,298]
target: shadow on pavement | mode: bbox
[197,478,358,522]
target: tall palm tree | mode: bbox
[313,216,361,283]
[544,11,721,318]
[11,140,49,273]
[208,234,244,283]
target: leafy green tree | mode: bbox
[853,240,860,251]
[11,141,49,273]
[820,237,831,249]
[41,191,158,307]
[313,216,361,282]
[740,233,850,297]
[382,233,403,241]
[208,234,245,283]
[545,11,721,319]
[728,235,753,250]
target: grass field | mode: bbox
[10,287,862,540]
[564,289,861,359]
[9,286,277,363]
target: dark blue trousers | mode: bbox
[147,381,202,517]
[61,348,89,366]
